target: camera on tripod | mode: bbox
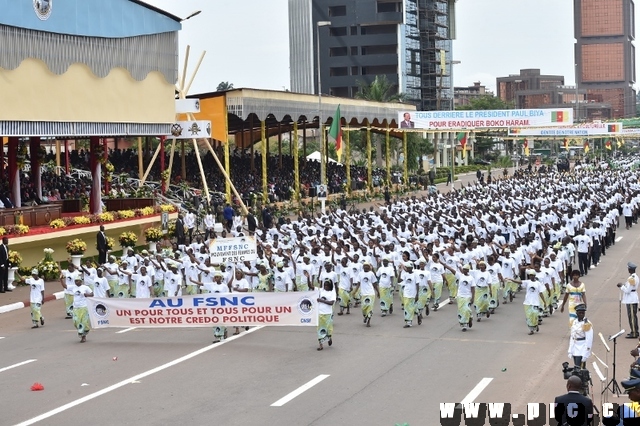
[562,362,592,396]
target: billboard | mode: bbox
[509,122,623,137]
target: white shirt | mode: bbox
[27,277,45,304]
[93,276,110,298]
[318,288,336,315]
[456,272,475,298]
[62,270,80,295]
[522,280,543,306]
[358,270,377,296]
[70,284,93,308]
[135,274,153,298]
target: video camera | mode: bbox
[562,362,592,396]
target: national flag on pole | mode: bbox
[523,139,529,156]
[583,141,590,154]
[329,105,342,162]
[456,132,467,158]
[617,138,623,148]
[563,138,569,151]
[551,110,569,123]
[608,124,621,133]
[605,139,612,150]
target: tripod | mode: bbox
[603,335,622,396]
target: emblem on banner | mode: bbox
[33,0,52,20]
[188,122,202,136]
[171,123,183,137]
[206,122,211,136]
[93,303,108,318]
[297,297,313,315]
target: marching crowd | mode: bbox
[24,159,640,353]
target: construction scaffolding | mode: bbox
[414,0,452,111]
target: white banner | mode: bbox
[209,236,257,264]
[509,122,623,136]
[168,120,211,139]
[398,108,574,130]
[175,99,201,114]
[87,291,318,328]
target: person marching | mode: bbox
[60,276,94,343]
[471,261,492,322]
[456,265,476,332]
[618,262,640,339]
[336,257,352,315]
[19,269,45,329]
[560,270,587,319]
[317,279,336,351]
[523,269,544,335]
[60,263,79,319]
[415,258,433,319]
[377,256,396,316]
[210,271,230,343]
[398,262,420,327]
[353,261,379,327]
[568,304,593,367]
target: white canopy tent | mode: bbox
[306,151,341,164]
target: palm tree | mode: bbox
[216,81,234,92]
[354,75,406,166]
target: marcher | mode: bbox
[522,269,543,335]
[61,276,94,343]
[456,265,476,332]
[60,263,79,318]
[560,270,587,319]
[353,262,379,327]
[20,269,45,329]
[317,279,336,350]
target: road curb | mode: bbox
[0,291,64,315]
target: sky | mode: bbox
[146,0,639,95]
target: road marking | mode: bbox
[616,236,624,242]
[0,337,5,340]
[0,359,37,374]
[461,378,493,404]
[438,337,535,345]
[15,326,264,426]
[116,327,136,334]
[271,374,331,407]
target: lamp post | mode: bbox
[316,21,331,188]
[574,63,580,122]
[181,10,202,21]
[450,60,461,187]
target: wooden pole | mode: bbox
[293,121,300,202]
[181,139,186,180]
[345,128,351,194]
[191,138,211,203]
[366,126,372,192]
[202,141,248,216]
[137,137,143,180]
[140,143,162,185]
[55,140,61,176]
[184,51,206,96]
[385,126,391,186]
[403,132,409,185]
[181,45,190,96]
[261,120,268,205]
[166,138,177,187]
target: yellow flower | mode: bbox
[8,250,22,267]
[160,204,177,213]
[140,206,155,216]
[73,216,92,225]
[119,231,138,248]
[144,227,163,242]
[66,239,87,255]
[50,219,66,229]
[99,212,115,222]
[15,224,29,235]
[118,210,136,219]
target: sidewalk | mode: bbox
[0,282,63,314]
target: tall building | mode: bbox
[574,0,636,119]
[496,69,565,105]
[288,0,456,110]
[454,81,493,107]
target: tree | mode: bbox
[456,95,512,111]
[216,81,234,92]
[354,75,406,166]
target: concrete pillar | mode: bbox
[434,132,441,168]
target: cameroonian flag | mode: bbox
[605,139,612,150]
[551,110,569,123]
[608,124,621,133]
[456,132,467,158]
[563,138,569,151]
[584,141,590,154]
[523,139,530,156]
[617,138,623,148]
[329,105,342,162]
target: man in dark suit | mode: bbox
[175,214,186,246]
[554,375,593,425]
[0,237,9,293]
[400,112,415,128]
[96,225,108,265]
[246,209,257,235]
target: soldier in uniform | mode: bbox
[568,304,593,368]
[618,262,640,339]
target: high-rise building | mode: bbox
[574,0,636,119]
[454,81,493,108]
[288,0,456,110]
[496,69,565,106]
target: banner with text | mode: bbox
[209,236,257,264]
[397,108,573,130]
[509,122,623,136]
[87,291,318,328]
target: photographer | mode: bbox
[569,304,593,368]
[554,376,594,425]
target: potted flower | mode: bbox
[106,236,115,251]
[119,231,138,251]
[37,248,60,281]
[66,239,87,267]
[144,227,163,253]
[7,250,22,290]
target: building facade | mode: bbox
[496,69,565,106]
[453,81,493,107]
[288,0,456,111]
[574,0,636,119]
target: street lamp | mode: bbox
[317,21,331,186]
[181,10,202,21]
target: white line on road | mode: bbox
[616,236,624,242]
[0,359,37,374]
[0,337,5,340]
[15,326,264,426]
[116,327,136,334]
[271,375,331,407]
[460,378,493,404]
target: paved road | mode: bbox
[2,170,635,426]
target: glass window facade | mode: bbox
[581,0,624,36]
[581,43,625,82]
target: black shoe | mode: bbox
[5,289,11,292]
[389,304,393,314]
[0,290,5,293]
[65,315,72,319]
[626,334,638,339]
[417,314,423,325]
[40,318,44,326]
